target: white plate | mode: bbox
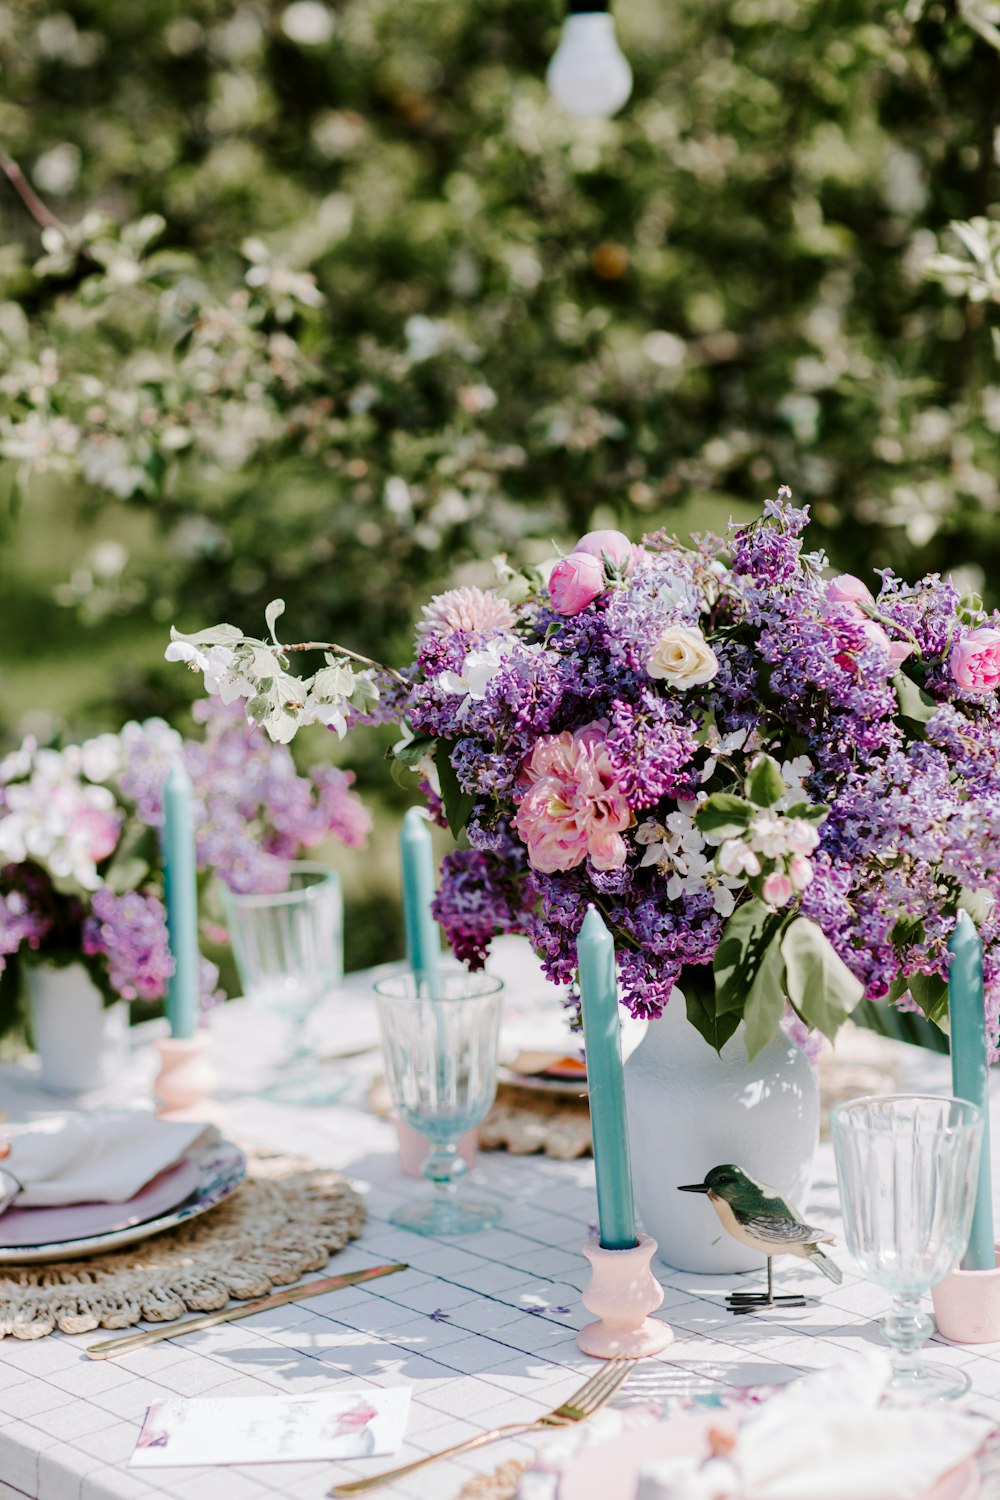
[0,1137,247,1265]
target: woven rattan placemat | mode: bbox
[1,1152,365,1340]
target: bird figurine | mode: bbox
[678,1163,842,1314]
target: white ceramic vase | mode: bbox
[26,962,128,1095]
[623,989,820,1274]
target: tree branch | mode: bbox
[284,640,409,686]
[0,147,68,236]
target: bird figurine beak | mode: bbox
[677,1183,711,1193]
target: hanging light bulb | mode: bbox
[546,0,633,120]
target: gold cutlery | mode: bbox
[329,1357,636,1496]
[86,1261,408,1360]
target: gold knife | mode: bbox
[86,1262,408,1360]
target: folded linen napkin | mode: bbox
[635,1351,993,1500]
[0,1113,209,1217]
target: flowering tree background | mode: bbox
[0,0,998,974]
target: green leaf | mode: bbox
[684,984,740,1054]
[437,742,477,839]
[103,823,157,896]
[886,974,909,1005]
[745,754,784,808]
[907,971,949,1025]
[781,918,864,1043]
[696,793,754,841]
[169,623,245,648]
[393,732,436,769]
[782,801,829,825]
[349,674,380,714]
[743,931,789,1060]
[891,913,924,949]
[311,663,354,700]
[264,598,285,643]
[894,672,938,734]
[713,898,783,1015]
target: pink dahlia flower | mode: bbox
[951,627,1000,694]
[418,586,515,638]
[513,722,630,872]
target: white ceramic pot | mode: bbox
[623,989,820,1274]
[27,963,128,1095]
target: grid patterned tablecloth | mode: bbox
[2,949,1000,1500]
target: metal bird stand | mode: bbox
[726,1257,808,1315]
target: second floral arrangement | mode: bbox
[0,700,370,1025]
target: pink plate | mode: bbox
[557,1410,980,1500]
[0,1157,201,1248]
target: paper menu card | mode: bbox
[130,1388,411,1467]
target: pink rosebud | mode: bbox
[574,529,635,572]
[826,574,874,607]
[549,551,606,615]
[951,627,1000,695]
[762,872,794,908]
[789,855,814,892]
[861,618,910,668]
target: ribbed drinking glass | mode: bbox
[220,862,345,1104]
[831,1093,983,1403]
[374,970,503,1236]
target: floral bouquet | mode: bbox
[0,700,370,1028]
[167,493,1000,1058]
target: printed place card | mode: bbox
[130,1388,411,1467]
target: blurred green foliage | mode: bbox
[1,0,1000,756]
[0,0,997,977]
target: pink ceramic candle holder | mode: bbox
[932,1244,1000,1344]
[577,1231,675,1359]
[154,1031,218,1120]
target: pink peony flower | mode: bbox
[951,628,1000,694]
[549,552,606,616]
[418,586,516,638]
[513,722,630,873]
[826,574,874,607]
[573,529,635,571]
[762,872,794,907]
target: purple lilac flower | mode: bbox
[432,846,530,968]
[121,700,371,895]
[82,888,175,1002]
[0,880,52,974]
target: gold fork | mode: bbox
[328,1358,636,1497]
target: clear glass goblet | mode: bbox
[220,862,345,1105]
[831,1093,983,1403]
[373,969,504,1236]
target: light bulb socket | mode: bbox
[567,0,611,12]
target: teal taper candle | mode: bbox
[577,905,638,1251]
[400,808,441,998]
[949,910,995,1270]
[162,762,200,1039]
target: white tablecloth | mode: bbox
[2,941,1000,1500]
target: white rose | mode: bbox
[647,625,719,688]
